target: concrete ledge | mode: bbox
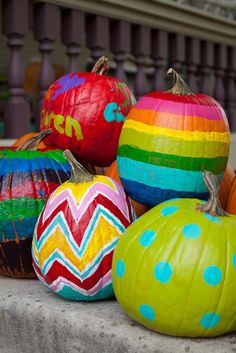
[0,276,235,353]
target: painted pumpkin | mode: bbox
[113,172,236,337]
[117,68,230,206]
[105,161,149,218]
[219,164,235,209]
[40,56,136,166]
[0,130,71,278]
[32,150,135,301]
[226,175,236,215]
[13,132,47,149]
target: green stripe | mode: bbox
[119,128,229,158]
[0,149,67,163]
[0,198,45,221]
[118,145,227,174]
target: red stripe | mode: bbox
[0,180,60,200]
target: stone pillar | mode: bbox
[152,30,168,91]
[2,0,31,137]
[200,41,214,95]
[186,37,200,92]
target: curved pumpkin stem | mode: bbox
[197,171,227,217]
[63,149,94,184]
[16,128,52,151]
[91,56,109,75]
[167,68,193,96]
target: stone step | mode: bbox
[0,276,235,353]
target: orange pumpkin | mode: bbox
[219,165,235,209]
[105,161,149,217]
[13,132,47,149]
[226,168,236,215]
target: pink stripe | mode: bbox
[50,270,112,295]
[135,97,227,121]
[43,180,130,224]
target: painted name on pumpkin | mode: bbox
[43,112,83,141]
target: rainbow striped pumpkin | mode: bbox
[0,130,71,278]
[32,150,135,301]
[117,69,230,206]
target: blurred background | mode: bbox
[0,0,236,164]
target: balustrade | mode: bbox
[0,0,236,137]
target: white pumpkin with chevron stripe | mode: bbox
[32,150,135,300]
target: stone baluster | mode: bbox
[200,41,214,95]
[132,25,151,98]
[61,9,85,73]
[186,37,200,92]
[152,30,168,91]
[33,3,60,129]
[214,43,227,109]
[110,21,130,82]
[86,15,109,67]
[169,33,186,73]
[225,47,236,130]
[2,0,30,137]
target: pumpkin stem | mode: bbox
[16,128,52,151]
[63,149,94,184]
[197,171,227,217]
[167,68,193,95]
[91,56,109,75]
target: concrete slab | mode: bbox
[0,276,235,353]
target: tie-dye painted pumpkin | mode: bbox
[40,56,136,167]
[32,150,135,301]
[0,130,71,278]
[117,68,230,206]
[113,171,236,337]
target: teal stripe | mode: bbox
[55,282,114,300]
[117,156,222,193]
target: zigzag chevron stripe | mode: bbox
[36,193,131,246]
[49,270,112,296]
[35,207,124,256]
[41,238,117,280]
[42,179,131,225]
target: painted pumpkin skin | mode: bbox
[117,69,230,206]
[105,161,149,218]
[226,177,236,215]
[113,193,236,337]
[0,132,71,278]
[41,57,136,167]
[32,151,135,301]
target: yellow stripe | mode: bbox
[37,217,121,271]
[124,119,230,143]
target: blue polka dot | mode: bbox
[203,266,222,286]
[204,213,221,224]
[233,254,236,268]
[116,259,125,278]
[200,313,221,328]
[161,206,178,217]
[139,304,155,321]
[139,230,157,247]
[154,262,173,283]
[183,224,201,239]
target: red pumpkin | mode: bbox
[40,57,136,167]
[106,161,149,218]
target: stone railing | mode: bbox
[1,0,236,139]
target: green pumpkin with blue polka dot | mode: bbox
[112,172,236,337]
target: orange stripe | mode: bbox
[127,108,228,133]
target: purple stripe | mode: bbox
[135,97,227,121]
